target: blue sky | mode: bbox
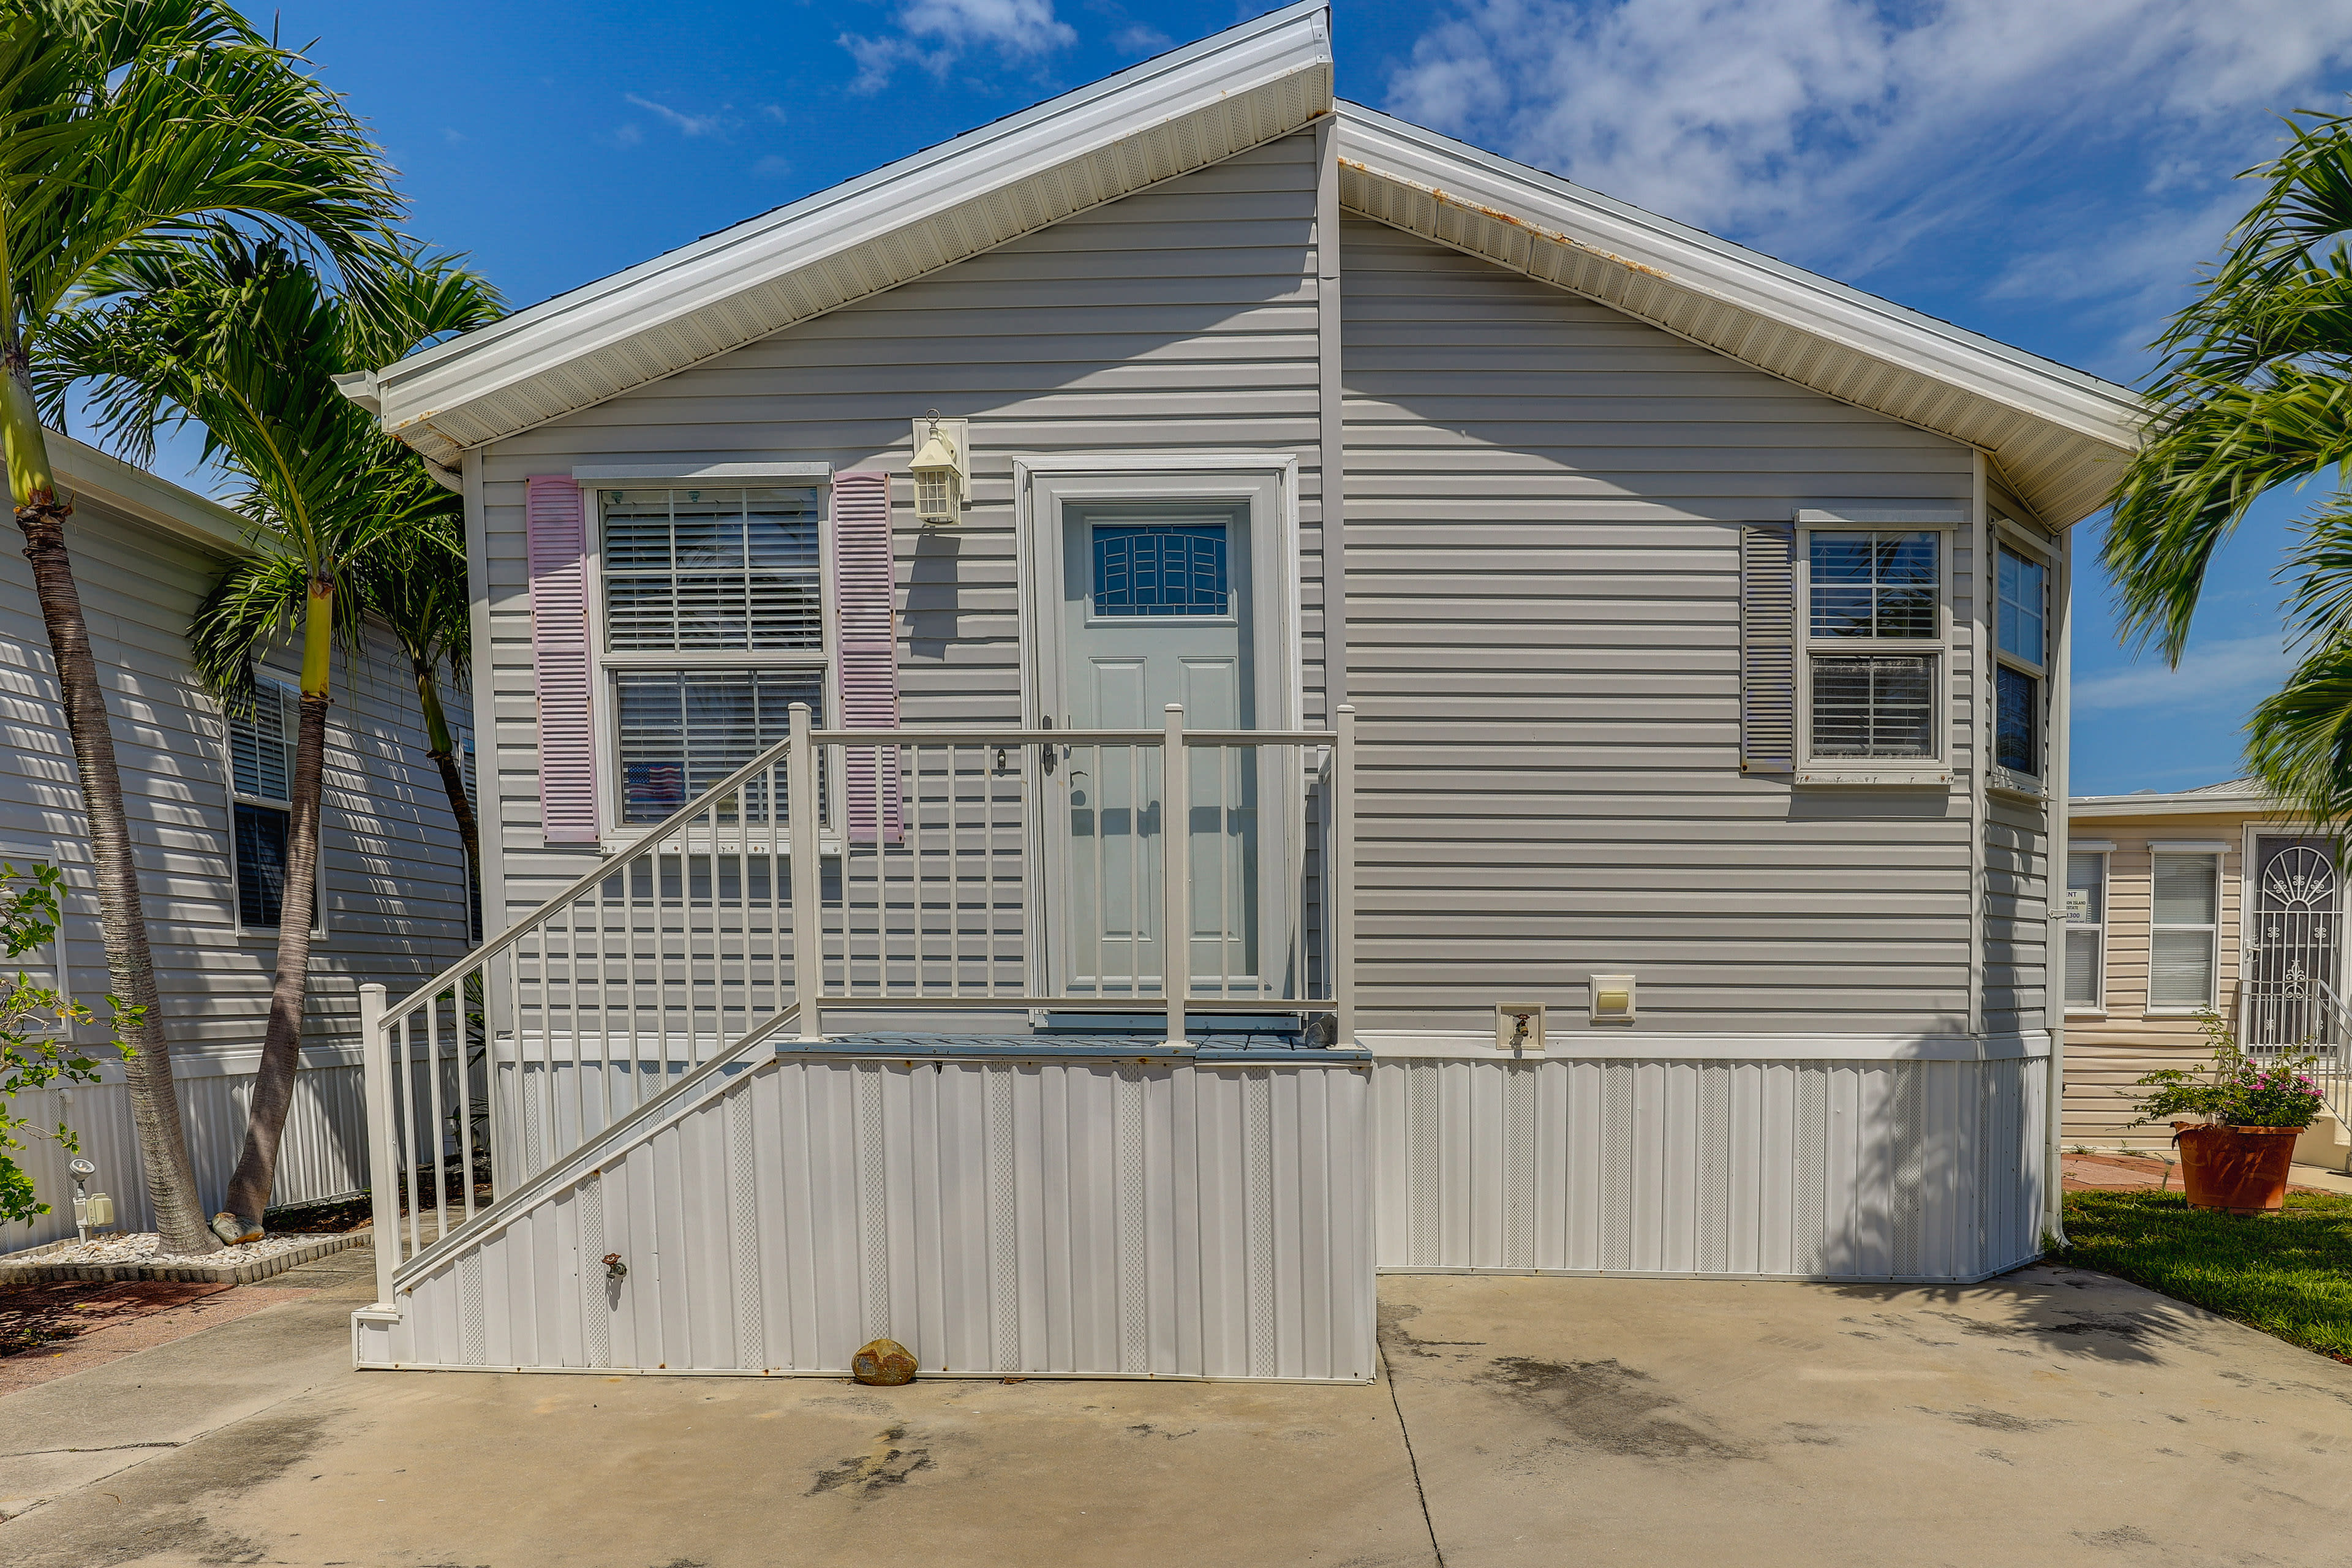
[150,1,2352,793]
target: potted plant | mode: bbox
[2128,1012,2326,1214]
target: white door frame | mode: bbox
[1012,454,1303,1001]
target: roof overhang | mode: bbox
[1333,105,2140,527]
[358,2,1336,467]
[49,433,258,556]
[2069,789,2283,821]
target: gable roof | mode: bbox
[352,3,2139,527]
[344,1,1335,469]
[2071,778,2287,820]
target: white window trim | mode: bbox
[1793,522,1954,785]
[2062,845,2108,1016]
[1988,525,2051,796]
[581,476,841,852]
[2146,846,2223,1013]
[225,676,326,940]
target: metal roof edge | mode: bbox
[371,3,1334,442]
[2068,791,2283,819]
[47,433,258,556]
[1331,102,2142,455]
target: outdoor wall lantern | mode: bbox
[909,410,968,524]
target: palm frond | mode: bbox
[2247,632,2352,831]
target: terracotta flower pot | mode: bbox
[2169,1122,2302,1214]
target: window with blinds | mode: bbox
[227,682,302,930]
[1801,529,1943,764]
[602,488,820,650]
[2149,850,2220,1008]
[614,669,825,825]
[2064,851,2105,1008]
[1993,543,2047,779]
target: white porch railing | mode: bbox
[2237,976,2352,1122]
[359,702,1355,1297]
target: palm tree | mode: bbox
[365,497,481,894]
[42,230,498,1231]
[0,0,399,1252]
[2105,107,2352,823]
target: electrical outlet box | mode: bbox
[1495,1003,1545,1055]
[1589,973,1637,1025]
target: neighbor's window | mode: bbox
[598,488,829,826]
[2148,850,2221,1008]
[2064,851,2106,1009]
[227,680,301,930]
[1994,544,2048,778]
[1804,530,1942,761]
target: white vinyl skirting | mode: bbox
[4,1063,368,1250]
[360,1050,1378,1381]
[1371,1054,2046,1282]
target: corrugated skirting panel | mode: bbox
[1373,1057,2043,1281]
[363,1056,1375,1381]
[5,1066,368,1250]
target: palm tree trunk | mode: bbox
[413,662,480,892]
[220,574,333,1231]
[2,342,214,1254]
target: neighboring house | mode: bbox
[2065,780,2352,1170]
[0,432,477,1249]
[342,6,2143,1379]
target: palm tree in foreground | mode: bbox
[45,231,498,1232]
[367,502,481,899]
[2105,106,2352,824]
[0,0,398,1251]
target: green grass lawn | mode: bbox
[2060,1188,2352,1362]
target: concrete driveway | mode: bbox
[4,1256,2348,1567]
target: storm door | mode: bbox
[1026,471,1294,1003]
[2242,837,2343,1049]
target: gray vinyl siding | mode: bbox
[0,489,475,1063]
[475,132,1328,921]
[1340,217,1985,1036]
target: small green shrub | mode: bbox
[2127,1009,2326,1129]
[0,863,140,1224]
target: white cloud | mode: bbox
[625,93,726,138]
[1112,24,1171,55]
[2072,634,2294,714]
[1385,0,2352,353]
[842,0,1076,92]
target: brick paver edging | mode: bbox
[0,1231,363,1284]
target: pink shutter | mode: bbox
[527,476,600,843]
[831,472,902,843]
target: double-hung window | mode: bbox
[1992,541,2048,785]
[597,487,828,827]
[1801,529,1945,775]
[2148,850,2221,1009]
[2064,850,2106,1011]
[227,680,306,932]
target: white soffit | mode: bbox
[1335,104,2141,527]
[364,3,1336,467]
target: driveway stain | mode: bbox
[1476,1357,1755,1462]
[808,1423,936,1498]
[1913,1404,2067,1433]
[1377,1301,1488,1362]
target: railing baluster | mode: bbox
[1162,705,1188,1044]
[424,984,447,1242]
[790,704,823,1039]
[1333,704,1357,1046]
[360,984,397,1296]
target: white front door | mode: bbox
[1028,471,1294,1002]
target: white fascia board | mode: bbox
[2068,794,2277,819]
[1333,103,2141,456]
[371,2,1334,449]
[48,432,260,556]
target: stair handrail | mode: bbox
[377,728,805,1027]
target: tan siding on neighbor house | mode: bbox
[2062,808,2249,1145]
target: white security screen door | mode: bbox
[2244,836,2342,1048]
[1026,469,1295,1001]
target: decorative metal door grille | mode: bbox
[2242,839,2343,1050]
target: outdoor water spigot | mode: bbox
[603,1253,628,1281]
[1510,1012,1532,1050]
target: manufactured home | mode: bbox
[0,434,477,1250]
[340,4,2140,1380]
[2064,782,2352,1170]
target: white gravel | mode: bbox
[29,1232,336,1266]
